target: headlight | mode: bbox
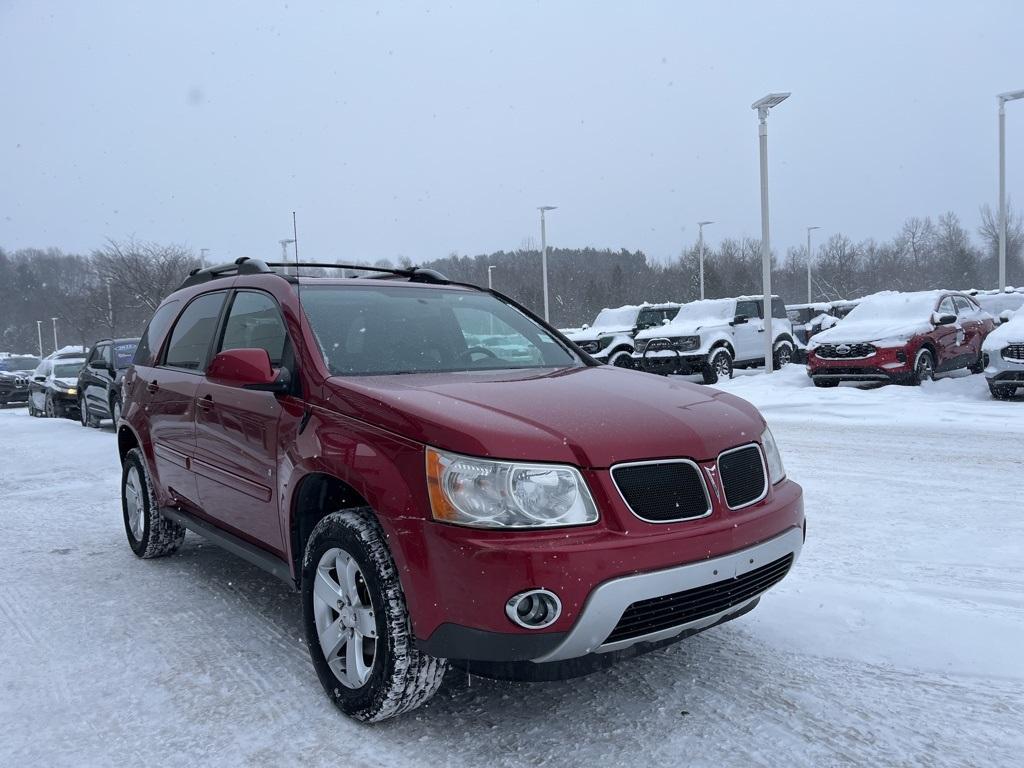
[426,448,599,529]
[761,426,786,485]
[67,387,77,395]
[674,336,700,352]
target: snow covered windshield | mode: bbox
[591,306,640,329]
[668,299,735,326]
[0,356,40,371]
[842,292,940,323]
[53,362,83,378]
[300,285,579,376]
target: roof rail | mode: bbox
[264,262,450,285]
[178,257,274,289]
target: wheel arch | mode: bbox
[708,339,735,359]
[289,471,372,587]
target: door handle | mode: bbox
[146,380,159,394]
[197,394,214,411]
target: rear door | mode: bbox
[193,289,297,553]
[85,343,114,416]
[147,291,228,509]
[732,300,762,361]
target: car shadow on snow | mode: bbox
[152,531,774,752]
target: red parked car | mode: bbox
[117,257,805,721]
[807,290,995,386]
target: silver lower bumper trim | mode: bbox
[533,527,803,663]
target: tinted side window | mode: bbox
[218,291,288,366]
[636,309,661,329]
[163,293,227,372]
[135,301,181,366]
[937,297,956,316]
[953,296,974,315]
[735,300,760,320]
[771,297,787,319]
[92,344,110,369]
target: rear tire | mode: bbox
[968,352,986,375]
[121,447,185,559]
[302,509,447,722]
[773,343,794,369]
[701,348,733,385]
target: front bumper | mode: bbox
[631,350,706,375]
[808,345,909,382]
[985,348,1024,385]
[0,380,30,402]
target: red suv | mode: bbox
[807,290,995,386]
[117,258,805,721]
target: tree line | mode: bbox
[2,206,1022,353]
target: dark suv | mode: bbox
[118,257,805,722]
[78,338,140,427]
[0,355,41,406]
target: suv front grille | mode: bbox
[611,461,710,522]
[717,445,767,508]
[814,342,876,359]
[1004,343,1024,361]
[605,554,794,643]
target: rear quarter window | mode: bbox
[134,301,180,367]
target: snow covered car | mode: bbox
[807,290,995,387]
[982,307,1024,399]
[967,287,1024,321]
[0,355,41,406]
[565,303,680,366]
[786,302,842,346]
[27,357,86,418]
[116,257,804,722]
[632,295,796,384]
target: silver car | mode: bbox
[983,308,1024,399]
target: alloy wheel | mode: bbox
[313,547,378,689]
[776,345,792,367]
[916,351,934,382]
[80,398,89,427]
[124,465,146,541]
[112,398,121,425]
[714,352,732,378]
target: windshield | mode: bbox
[0,357,40,371]
[53,362,83,378]
[301,285,580,376]
[591,306,640,329]
[843,292,940,323]
[670,299,736,325]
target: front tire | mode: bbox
[773,343,794,369]
[909,348,935,385]
[80,397,101,428]
[121,447,185,558]
[968,351,986,375]
[302,510,447,722]
[44,392,55,418]
[111,394,122,426]
[608,349,633,368]
[702,348,733,385]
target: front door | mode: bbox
[732,299,763,361]
[83,342,114,417]
[192,290,298,554]
[932,295,960,370]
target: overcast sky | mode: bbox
[2,1,1022,265]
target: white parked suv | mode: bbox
[565,303,680,367]
[632,295,796,384]
[983,307,1024,399]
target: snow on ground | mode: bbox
[1,369,1023,767]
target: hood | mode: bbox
[983,312,1024,352]
[810,318,930,347]
[323,366,766,468]
[53,377,77,388]
[566,327,631,343]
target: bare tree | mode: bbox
[92,238,199,314]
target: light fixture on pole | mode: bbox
[806,226,821,303]
[280,239,296,275]
[36,320,43,358]
[538,206,557,322]
[697,221,714,300]
[998,89,1024,291]
[51,317,59,351]
[487,265,496,290]
[752,92,790,373]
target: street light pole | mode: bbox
[998,90,1024,291]
[51,317,59,351]
[697,221,714,300]
[806,226,821,303]
[200,248,210,268]
[752,92,790,374]
[487,265,497,334]
[280,239,296,275]
[36,320,43,357]
[538,206,557,322]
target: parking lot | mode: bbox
[1,366,1021,768]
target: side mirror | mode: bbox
[730,315,749,326]
[662,318,671,325]
[581,324,590,330]
[207,348,290,393]
[999,310,1014,324]
[932,313,957,326]
[33,375,45,382]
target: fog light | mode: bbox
[505,589,561,629]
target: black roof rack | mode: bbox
[264,262,450,285]
[178,257,274,289]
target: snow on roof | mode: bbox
[983,306,1024,352]
[810,290,952,345]
[590,302,680,329]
